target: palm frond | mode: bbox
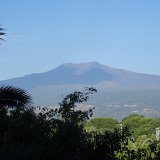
[0,85,32,108]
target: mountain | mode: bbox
[1,62,160,120]
[2,62,160,90]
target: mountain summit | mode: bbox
[1,62,160,90]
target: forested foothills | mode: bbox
[0,85,160,159]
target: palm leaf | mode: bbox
[0,85,32,108]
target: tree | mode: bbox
[51,87,97,159]
[85,117,119,133]
[57,87,97,124]
[122,114,160,139]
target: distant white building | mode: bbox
[156,127,160,141]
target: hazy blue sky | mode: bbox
[0,0,160,80]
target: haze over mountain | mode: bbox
[1,62,160,91]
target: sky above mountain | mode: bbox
[0,0,160,80]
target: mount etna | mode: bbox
[1,62,160,119]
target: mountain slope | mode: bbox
[1,62,160,90]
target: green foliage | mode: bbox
[122,114,160,139]
[116,140,160,160]
[57,87,97,124]
[0,86,100,159]
[116,114,160,160]
[85,117,119,132]
[81,126,131,160]
[1,85,160,159]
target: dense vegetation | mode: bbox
[85,114,160,159]
[86,114,160,139]
[122,114,160,139]
[85,117,119,132]
[0,85,160,159]
[0,86,129,160]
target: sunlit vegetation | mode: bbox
[85,117,119,132]
[122,114,160,139]
[85,114,160,159]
